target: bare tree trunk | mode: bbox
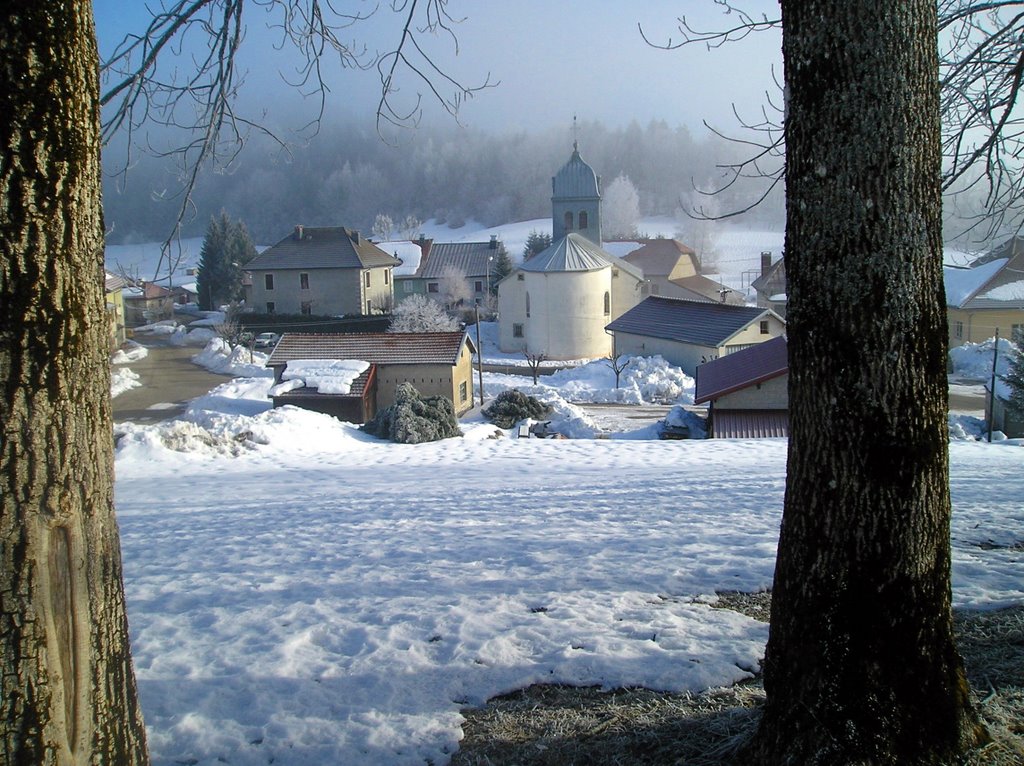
[1,4,149,764]
[748,2,987,763]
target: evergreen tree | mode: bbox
[196,211,257,310]
[490,241,513,291]
[522,231,551,261]
[1001,332,1024,417]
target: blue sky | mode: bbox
[91,1,783,137]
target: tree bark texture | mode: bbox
[1,4,149,764]
[749,2,987,764]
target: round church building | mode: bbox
[498,233,643,359]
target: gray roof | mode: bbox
[520,233,643,278]
[247,226,400,271]
[267,331,474,367]
[606,296,774,347]
[418,241,500,279]
[552,145,600,200]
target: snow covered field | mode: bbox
[113,353,1023,766]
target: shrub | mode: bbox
[483,389,552,429]
[361,382,462,444]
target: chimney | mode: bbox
[760,251,772,275]
[295,224,304,241]
[489,234,498,250]
[418,233,426,245]
[352,230,360,244]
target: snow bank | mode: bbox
[112,341,148,364]
[192,338,273,378]
[949,337,1018,380]
[110,368,141,398]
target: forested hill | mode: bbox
[101,119,785,245]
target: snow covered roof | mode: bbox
[520,233,643,278]
[268,331,474,367]
[695,335,788,404]
[378,240,428,277]
[606,296,776,348]
[248,226,400,271]
[945,236,1024,309]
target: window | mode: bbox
[366,300,372,314]
[364,271,371,288]
[603,291,610,316]
[301,301,312,316]
[513,323,524,338]
[264,274,274,290]
[517,273,524,281]
[760,320,770,334]
[954,320,964,339]
[474,280,483,293]
[526,292,531,317]
[384,270,390,285]
[459,381,468,403]
[266,302,275,314]
[564,211,573,231]
[428,282,439,293]
[403,281,415,293]
[650,283,660,295]
[300,272,309,290]
[579,210,588,229]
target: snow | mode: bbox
[111,367,142,398]
[103,226,1023,765]
[111,333,1024,766]
[944,258,1007,306]
[112,341,149,365]
[949,337,1019,382]
[277,359,370,395]
[377,241,427,276]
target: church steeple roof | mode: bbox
[552,143,600,199]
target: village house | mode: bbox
[605,238,744,305]
[245,225,399,317]
[605,295,786,377]
[945,236,1024,347]
[694,335,789,438]
[265,331,476,422]
[123,281,175,327]
[394,235,503,308]
[105,272,129,348]
[750,251,787,318]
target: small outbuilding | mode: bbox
[266,331,477,422]
[694,335,789,439]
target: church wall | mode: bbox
[527,269,613,360]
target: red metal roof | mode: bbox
[267,331,474,367]
[695,335,788,404]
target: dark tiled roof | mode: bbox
[712,410,789,439]
[606,296,772,347]
[418,241,500,279]
[267,331,474,367]
[105,273,130,292]
[751,258,787,296]
[695,335,788,404]
[247,226,400,271]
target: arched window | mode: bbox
[603,291,610,316]
[579,210,588,229]
[526,292,531,317]
[564,211,573,231]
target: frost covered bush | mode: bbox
[362,382,462,443]
[482,389,553,429]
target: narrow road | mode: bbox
[112,341,232,424]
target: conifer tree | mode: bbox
[196,211,257,310]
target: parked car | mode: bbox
[254,332,280,349]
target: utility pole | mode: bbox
[474,304,485,406]
[987,328,1000,442]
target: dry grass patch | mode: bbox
[452,597,1024,766]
